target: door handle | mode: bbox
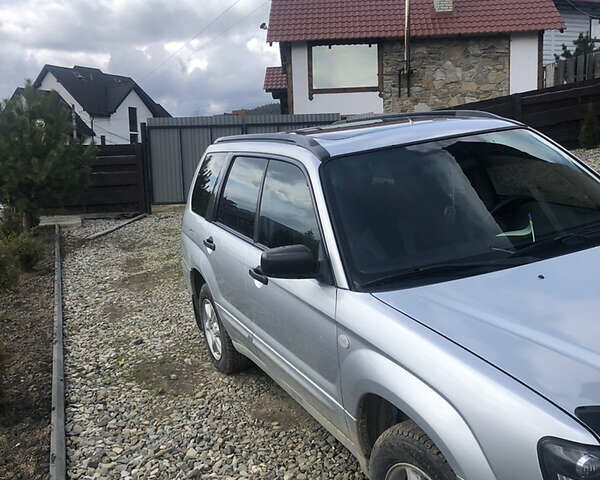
[203,237,216,251]
[249,267,268,285]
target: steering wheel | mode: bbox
[491,195,535,216]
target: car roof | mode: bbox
[213,111,522,161]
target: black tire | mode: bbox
[369,420,456,480]
[198,284,250,374]
[192,290,203,331]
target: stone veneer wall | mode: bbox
[382,36,510,113]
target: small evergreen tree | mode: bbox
[0,81,95,229]
[579,104,600,149]
[555,32,600,61]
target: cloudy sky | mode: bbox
[0,0,280,116]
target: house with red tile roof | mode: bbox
[263,0,566,115]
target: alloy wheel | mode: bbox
[202,299,222,361]
[385,463,433,480]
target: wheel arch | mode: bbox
[343,350,496,480]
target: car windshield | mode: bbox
[322,128,600,290]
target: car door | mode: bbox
[203,155,268,349]
[245,158,346,432]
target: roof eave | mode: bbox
[266,22,567,44]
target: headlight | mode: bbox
[539,437,600,479]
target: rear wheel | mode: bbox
[198,284,250,374]
[369,421,456,480]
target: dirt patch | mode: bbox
[118,263,184,292]
[0,228,54,480]
[129,357,199,396]
[122,256,145,273]
[116,238,150,252]
[248,383,315,430]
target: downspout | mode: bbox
[399,0,412,97]
[404,0,412,97]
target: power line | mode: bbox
[563,0,599,20]
[139,0,245,83]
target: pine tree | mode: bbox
[0,81,95,229]
[555,32,600,61]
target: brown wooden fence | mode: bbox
[452,78,600,148]
[544,53,600,88]
[58,143,148,213]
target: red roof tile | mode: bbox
[266,0,565,43]
[264,66,287,91]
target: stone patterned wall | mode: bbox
[382,36,510,113]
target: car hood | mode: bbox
[373,246,600,416]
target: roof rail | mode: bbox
[335,110,509,124]
[292,110,519,133]
[213,132,330,161]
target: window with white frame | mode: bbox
[308,43,382,99]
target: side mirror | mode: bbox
[260,244,317,279]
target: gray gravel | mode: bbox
[572,147,600,172]
[62,210,365,480]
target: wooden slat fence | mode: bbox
[452,78,600,148]
[57,143,148,213]
[544,53,600,87]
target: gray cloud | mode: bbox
[0,0,279,115]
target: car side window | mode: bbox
[191,153,228,218]
[217,156,268,238]
[258,160,321,256]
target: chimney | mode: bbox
[433,0,453,12]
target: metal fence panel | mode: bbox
[180,128,212,199]
[146,113,341,204]
[150,129,184,204]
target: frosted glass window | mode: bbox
[312,44,378,89]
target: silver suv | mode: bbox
[181,111,600,480]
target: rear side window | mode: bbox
[258,160,321,255]
[191,153,228,218]
[217,156,268,238]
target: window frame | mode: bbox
[307,41,384,100]
[209,151,334,282]
[128,107,138,132]
[214,155,269,241]
[189,152,229,219]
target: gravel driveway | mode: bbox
[62,210,364,480]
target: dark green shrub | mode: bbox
[0,207,23,237]
[579,104,600,149]
[6,234,43,271]
[0,241,19,288]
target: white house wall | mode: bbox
[543,10,591,64]
[509,32,540,94]
[92,91,153,145]
[39,72,153,145]
[39,72,90,126]
[291,42,384,115]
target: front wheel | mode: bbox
[369,421,456,480]
[198,284,250,374]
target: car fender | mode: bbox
[341,347,495,480]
